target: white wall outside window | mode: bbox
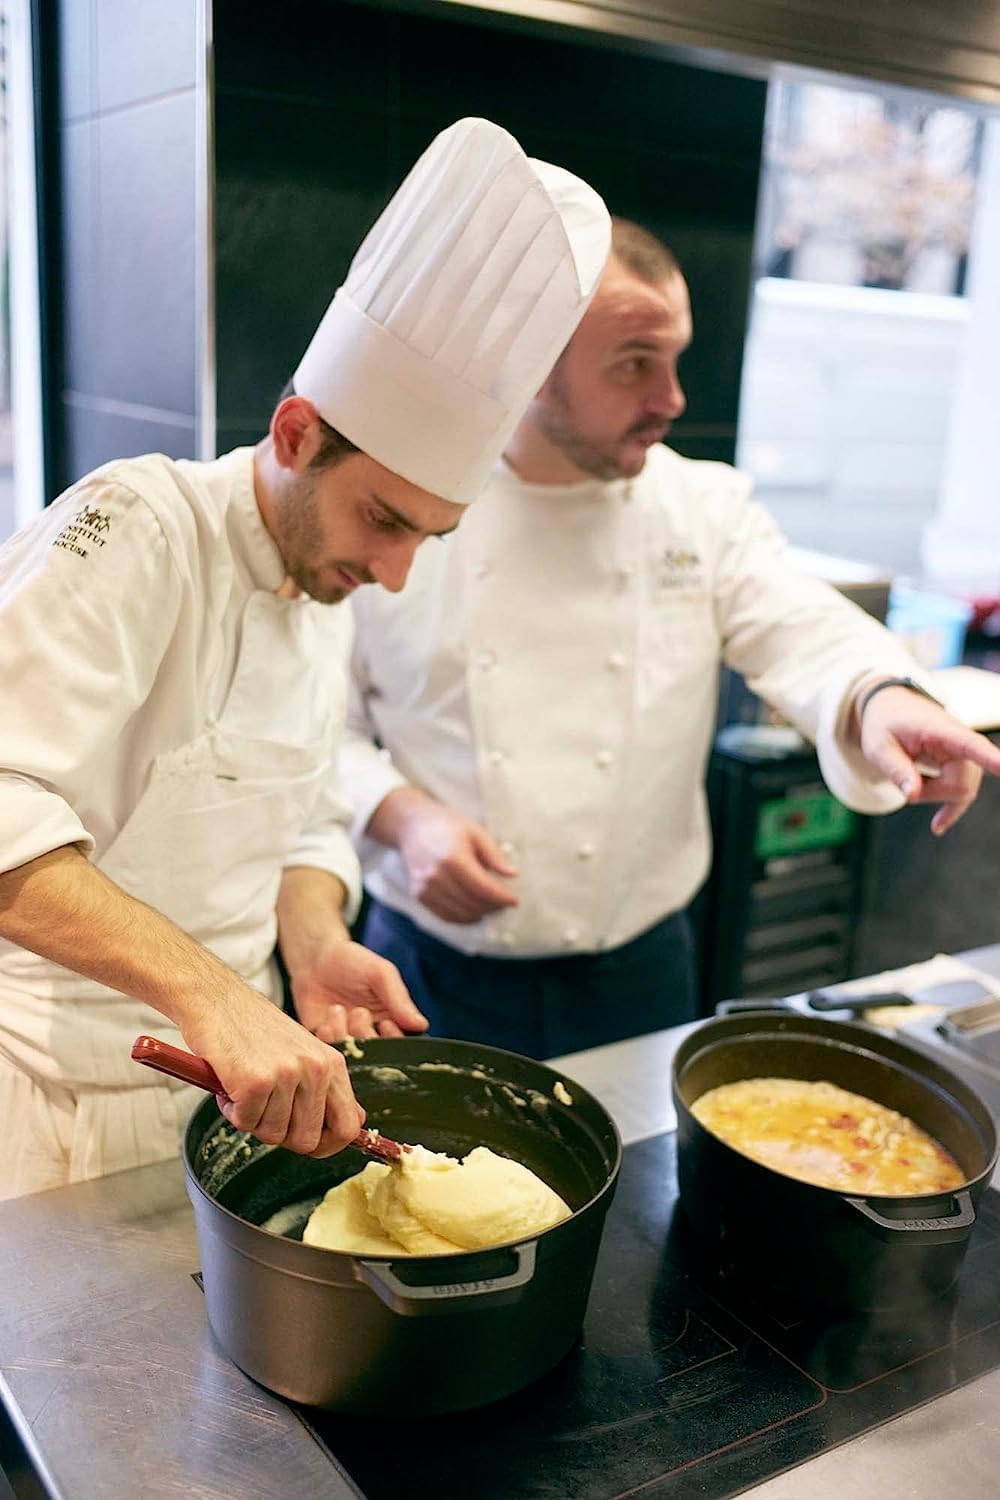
[737,277,968,577]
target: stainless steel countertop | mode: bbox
[3,943,1000,1499]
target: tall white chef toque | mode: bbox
[292,116,611,506]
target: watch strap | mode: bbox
[858,674,945,720]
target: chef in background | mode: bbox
[0,118,611,1199]
[341,217,1000,1059]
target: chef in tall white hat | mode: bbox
[0,117,611,1199]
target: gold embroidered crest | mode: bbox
[656,544,705,595]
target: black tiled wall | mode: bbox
[55,0,200,492]
[213,0,766,465]
[51,0,766,484]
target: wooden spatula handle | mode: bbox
[130,1034,407,1163]
[131,1034,224,1093]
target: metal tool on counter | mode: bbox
[718,977,998,1023]
[935,998,1000,1067]
[130,1034,410,1163]
[937,997,1000,1036]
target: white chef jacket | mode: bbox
[342,443,925,959]
[0,448,360,1101]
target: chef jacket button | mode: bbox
[563,927,581,946]
[617,565,634,585]
[475,561,491,579]
[577,841,595,859]
[501,930,517,947]
[477,649,497,670]
[595,750,614,769]
[489,749,506,766]
[607,651,627,671]
[499,839,516,856]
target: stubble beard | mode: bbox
[536,372,658,482]
[536,388,622,481]
[275,472,353,605]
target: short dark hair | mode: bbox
[275,379,360,470]
[610,218,680,285]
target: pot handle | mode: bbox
[354,1241,537,1317]
[715,999,797,1016]
[845,1190,976,1244]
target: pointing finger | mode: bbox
[925,727,1000,778]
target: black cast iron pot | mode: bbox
[672,1013,997,1311]
[184,1037,621,1414]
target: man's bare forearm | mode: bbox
[365,785,437,848]
[0,845,242,1032]
[0,846,368,1153]
[276,865,350,977]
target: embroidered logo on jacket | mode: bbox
[52,506,114,559]
[656,545,705,594]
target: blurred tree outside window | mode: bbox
[756,80,982,296]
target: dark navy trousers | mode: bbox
[362,898,699,1059]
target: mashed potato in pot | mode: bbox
[691,1078,964,1195]
[303,1144,572,1255]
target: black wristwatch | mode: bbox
[857,675,945,720]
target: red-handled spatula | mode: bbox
[130,1034,410,1164]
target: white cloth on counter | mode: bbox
[808,952,1000,1036]
[930,665,1000,732]
[818,952,1000,1002]
[342,443,928,959]
[0,448,359,1111]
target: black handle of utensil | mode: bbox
[716,991,915,1018]
[806,989,914,1014]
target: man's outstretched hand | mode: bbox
[857,683,1000,835]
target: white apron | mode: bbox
[0,591,333,1199]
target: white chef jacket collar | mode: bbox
[494,454,627,504]
[225,447,292,595]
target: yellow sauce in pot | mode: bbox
[691,1078,964,1195]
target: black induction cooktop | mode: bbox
[296,1133,1000,1500]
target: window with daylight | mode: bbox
[737,78,991,576]
[755,80,982,297]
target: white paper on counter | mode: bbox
[824,951,1000,1002]
[930,665,1000,731]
